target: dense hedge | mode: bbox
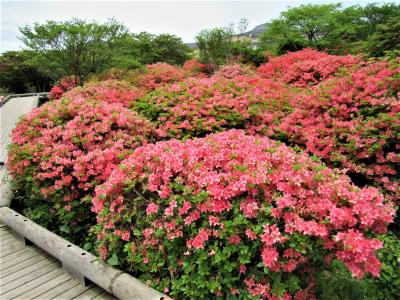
[93,130,394,299]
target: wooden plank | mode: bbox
[0,261,61,293]
[0,246,29,260]
[0,231,12,238]
[54,283,95,300]
[92,291,118,300]
[1,267,65,298]
[0,252,51,277]
[0,247,44,271]
[0,240,22,251]
[31,278,80,299]
[0,242,26,257]
[13,272,71,299]
[0,234,16,243]
[0,223,7,228]
[0,256,58,285]
[0,228,11,236]
[74,286,104,300]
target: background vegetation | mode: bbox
[2,2,399,95]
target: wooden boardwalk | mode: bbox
[0,96,39,184]
[0,224,117,300]
[0,95,117,300]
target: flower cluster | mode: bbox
[182,59,208,77]
[133,75,290,138]
[212,63,256,79]
[49,76,77,99]
[94,130,393,299]
[8,96,155,241]
[63,80,144,107]
[137,62,186,91]
[257,48,360,86]
[252,59,400,202]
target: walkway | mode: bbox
[0,223,117,299]
[1,95,39,183]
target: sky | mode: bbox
[1,0,398,53]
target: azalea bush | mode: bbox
[8,96,155,242]
[257,49,360,87]
[251,59,400,203]
[136,62,186,91]
[49,76,77,99]
[93,130,394,299]
[133,76,290,139]
[63,80,145,107]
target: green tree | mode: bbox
[195,27,234,68]
[260,4,340,54]
[19,18,129,85]
[152,34,190,65]
[129,32,190,66]
[0,51,51,93]
[367,16,400,57]
[259,2,400,56]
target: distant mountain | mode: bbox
[185,42,197,49]
[240,23,269,38]
[185,23,269,49]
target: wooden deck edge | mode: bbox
[0,206,170,300]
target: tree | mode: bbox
[367,16,400,57]
[152,34,190,65]
[128,32,190,66]
[259,2,400,56]
[195,27,234,68]
[260,4,340,54]
[0,51,52,93]
[19,19,129,85]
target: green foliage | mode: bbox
[0,51,52,93]
[260,4,341,53]
[231,40,267,66]
[151,34,191,65]
[367,16,400,57]
[119,32,190,68]
[260,2,400,56]
[315,232,400,300]
[19,18,130,85]
[195,27,234,68]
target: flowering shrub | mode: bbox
[137,62,185,91]
[212,63,255,79]
[182,59,208,77]
[63,80,144,107]
[251,60,400,202]
[133,76,290,138]
[49,76,77,99]
[257,49,360,86]
[94,130,393,299]
[8,96,155,241]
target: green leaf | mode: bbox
[107,253,119,266]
